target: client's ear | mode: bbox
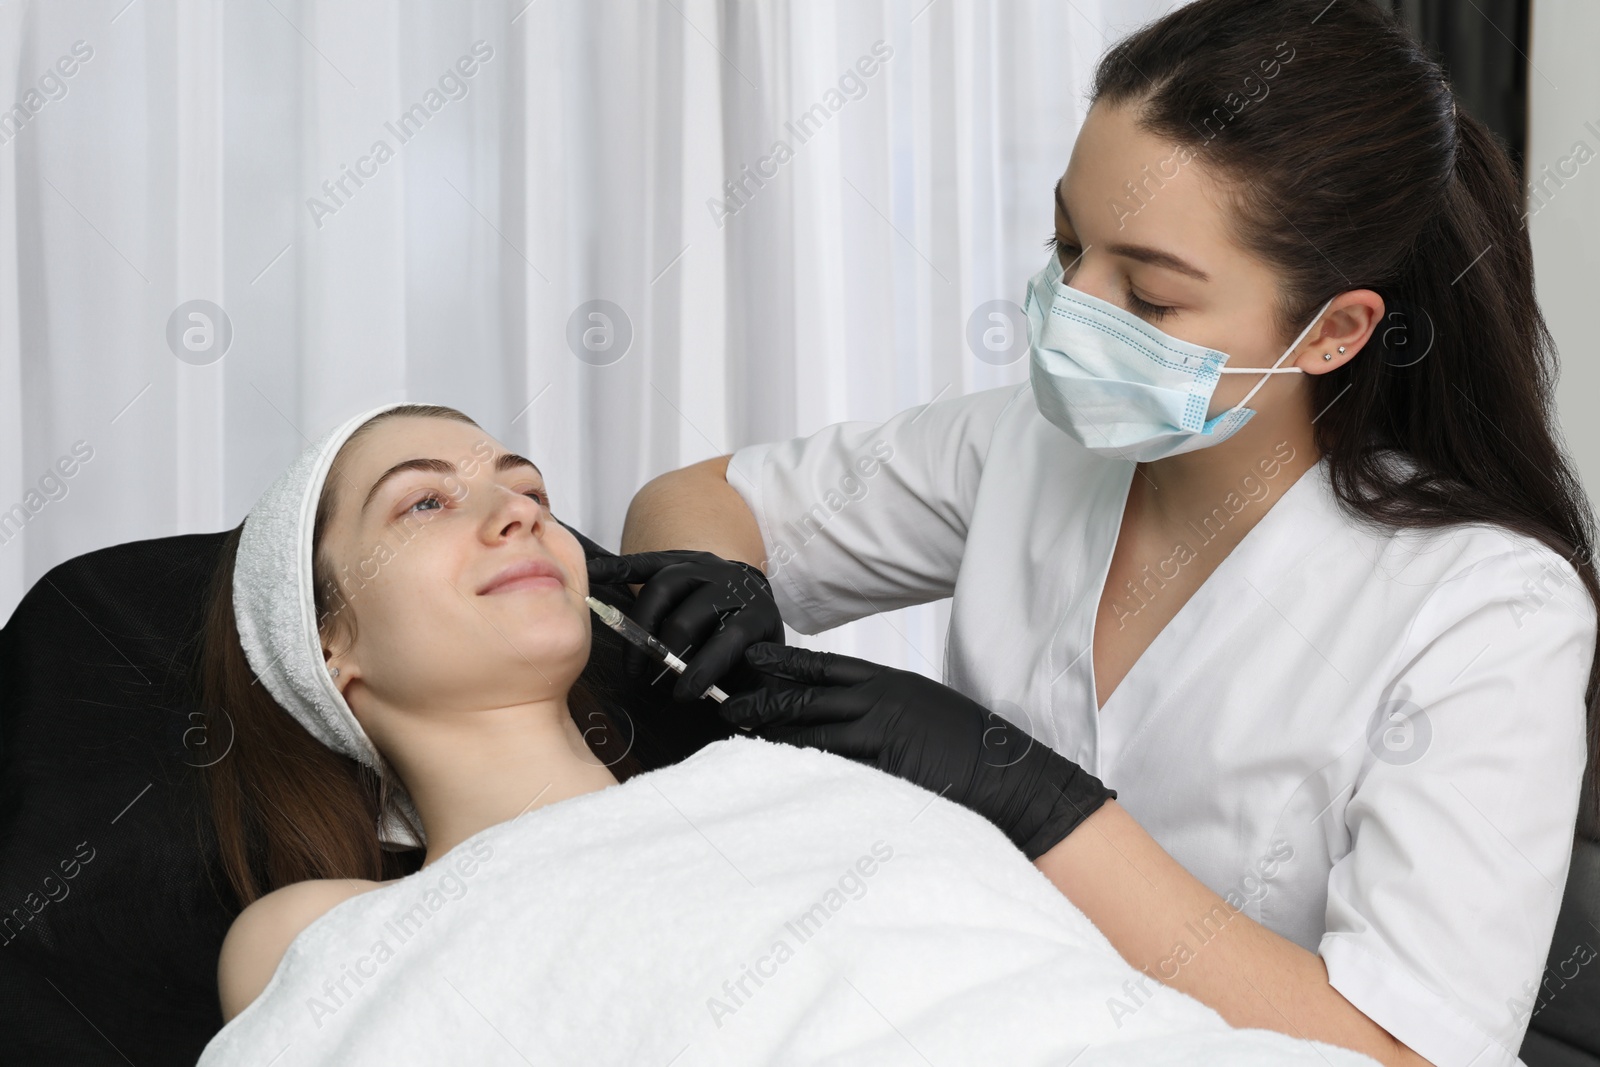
[323,645,353,696]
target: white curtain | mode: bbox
[0,0,1180,675]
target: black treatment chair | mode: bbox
[0,525,739,1065]
[2,529,1599,1064]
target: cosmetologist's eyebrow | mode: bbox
[362,452,542,515]
[1053,178,1211,283]
[1106,242,1211,283]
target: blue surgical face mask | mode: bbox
[1022,255,1333,462]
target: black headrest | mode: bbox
[0,525,735,1064]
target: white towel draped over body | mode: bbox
[198,735,1379,1067]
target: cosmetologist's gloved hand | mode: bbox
[585,550,785,702]
[719,643,1117,860]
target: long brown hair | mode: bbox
[1092,0,1600,831]
[195,404,640,908]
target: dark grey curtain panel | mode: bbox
[1390,0,1531,180]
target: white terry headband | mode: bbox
[232,401,427,850]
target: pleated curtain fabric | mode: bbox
[0,0,1180,673]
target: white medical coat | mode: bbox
[726,381,1596,1067]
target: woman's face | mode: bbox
[315,415,591,734]
[1051,101,1319,420]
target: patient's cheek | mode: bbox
[364,541,396,579]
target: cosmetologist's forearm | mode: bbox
[618,455,768,570]
[1034,801,1435,1067]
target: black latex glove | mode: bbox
[719,643,1117,860]
[585,550,785,702]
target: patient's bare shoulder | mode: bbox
[217,877,393,1023]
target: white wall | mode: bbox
[1528,0,1600,507]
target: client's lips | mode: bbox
[478,557,565,595]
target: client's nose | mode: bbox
[487,484,547,540]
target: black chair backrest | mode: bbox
[0,526,733,1065]
[1521,835,1600,1064]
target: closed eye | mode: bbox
[1045,231,1101,283]
[1045,230,1081,264]
[1047,229,1176,322]
[1124,285,1176,322]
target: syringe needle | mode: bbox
[585,596,731,703]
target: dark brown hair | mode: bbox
[196,404,640,908]
[1092,0,1600,831]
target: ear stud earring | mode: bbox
[330,667,341,678]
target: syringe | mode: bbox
[585,595,731,704]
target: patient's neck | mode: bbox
[389,695,620,870]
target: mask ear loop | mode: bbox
[1215,296,1337,416]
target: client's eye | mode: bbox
[406,491,449,515]
[403,485,551,516]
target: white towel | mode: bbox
[198,735,1381,1066]
[230,401,425,848]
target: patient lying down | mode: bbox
[195,406,1377,1066]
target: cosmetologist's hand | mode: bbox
[719,643,1117,860]
[585,550,785,702]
